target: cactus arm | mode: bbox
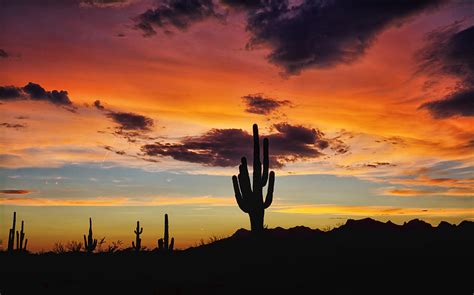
[16,231,19,250]
[8,229,13,251]
[20,232,24,249]
[252,124,262,192]
[238,158,252,197]
[19,221,24,250]
[158,238,164,250]
[263,171,275,209]
[261,138,269,187]
[8,212,16,251]
[169,237,174,251]
[83,235,87,249]
[12,211,16,234]
[232,176,249,213]
[134,221,143,234]
[24,239,28,251]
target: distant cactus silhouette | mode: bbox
[132,221,143,252]
[158,214,174,251]
[16,220,28,252]
[83,218,97,253]
[7,212,28,252]
[232,124,275,232]
[7,212,16,252]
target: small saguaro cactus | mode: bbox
[132,221,143,252]
[16,220,28,252]
[157,214,174,251]
[7,212,28,253]
[232,124,275,232]
[83,218,97,253]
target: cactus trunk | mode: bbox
[16,220,26,251]
[249,210,265,232]
[232,124,275,232]
[164,214,169,250]
[7,212,16,252]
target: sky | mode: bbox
[0,0,473,251]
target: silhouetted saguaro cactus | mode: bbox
[132,221,143,252]
[16,220,28,252]
[83,218,97,253]
[7,212,16,252]
[232,124,275,232]
[158,214,174,251]
[7,212,28,253]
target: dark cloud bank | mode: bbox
[244,0,444,75]
[135,0,444,75]
[0,82,73,106]
[107,111,154,131]
[141,123,348,168]
[0,49,9,58]
[418,24,474,119]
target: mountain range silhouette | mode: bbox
[2,218,473,295]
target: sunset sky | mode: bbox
[1,0,473,251]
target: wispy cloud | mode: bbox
[0,189,32,195]
[380,187,473,197]
[134,0,223,36]
[0,122,27,129]
[387,175,474,189]
[273,204,473,217]
[242,94,292,116]
[0,48,9,58]
[79,0,135,8]
[0,195,234,206]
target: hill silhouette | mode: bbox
[2,218,473,295]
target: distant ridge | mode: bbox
[186,218,474,253]
[227,218,473,239]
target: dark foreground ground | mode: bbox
[1,218,473,295]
